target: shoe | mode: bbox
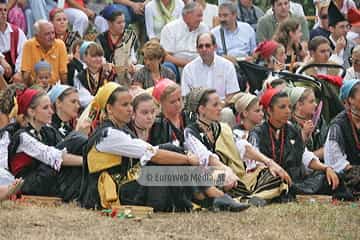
[248,197,267,207]
[212,194,250,212]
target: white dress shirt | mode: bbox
[160,18,209,61]
[181,54,240,99]
[0,23,27,72]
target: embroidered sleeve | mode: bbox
[324,137,350,173]
[17,132,64,171]
[302,147,318,170]
[233,130,257,171]
[184,132,218,167]
[95,128,158,166]
[74,76,94,108]
[0,131,10,169]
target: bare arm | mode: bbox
[62,153,83,166]
[164,54,190,68]
[243,144,292,185]
[22,71,33,87]
[60,72,68,84]
[0,73,7,91]
[151,150,197,165]
[308,158,339,190]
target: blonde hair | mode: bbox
[160,84,180,103]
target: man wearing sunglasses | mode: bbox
[310,1,330,40]
[181,32,240,104]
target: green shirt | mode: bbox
[256,14,309,43]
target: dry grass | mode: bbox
[0,200,359,240]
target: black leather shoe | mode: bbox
[212,194,250,212]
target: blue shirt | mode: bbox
[211,21,256,58]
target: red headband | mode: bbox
[254,40,279,59]
[152,78,176,102]
[17,88,39,115]
[49,8,64,21]
[260,87,281,109]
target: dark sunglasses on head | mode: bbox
[197,43,212,49]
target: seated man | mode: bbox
[344,45,360,81]
[160,2,209,69]
[327,1,355,69]
[217,0,264,31]
[181,32,240,103]
[211,2,256,59]
[303,36,340,76]
[256,0,309,44]
[265,0,305,17]
[21,20,68,86]
[0,0,27,83]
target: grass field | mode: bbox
[0,200,359,240]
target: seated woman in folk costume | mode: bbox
[130,87,249,210]
[74,41,117,108]
[49,8,82,54]
[78,82,250,212]
[48,84,91,138]
[183,88,291,204]
[149,79,194,147]
[96,5,137,87]
[286,87,328,161]
[2,87,85,201]
[231,92,265,172]
[248,87,341,198]
[324,79,360,200]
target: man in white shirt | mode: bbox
[0,0,27,83]
[160,2,209,68]
[266,0,305,17]
[211,2,256,59]
[181,32,240,103]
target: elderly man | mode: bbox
[0,0,27,83]
[211,2,256,59]
[160,2,209,69]
[256,0,309,43]
[181,32,240,103]
[21,20,68,86]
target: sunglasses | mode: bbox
[197,43,212,49]
[319,14,328,20]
